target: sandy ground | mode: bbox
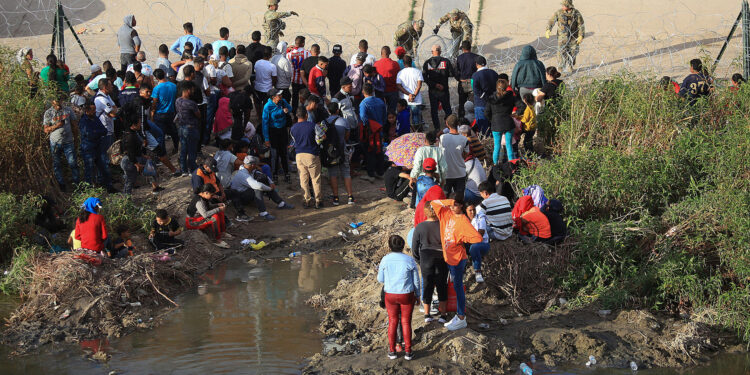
[0,0,744,79]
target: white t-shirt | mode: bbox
[465,158,487,196]
[203,65,221,92]
[94,92,116,135]
[219,61,234,78]
[254,59,277,93]
[349,52,376,66]
[471,211,490,243]
[396,67,424,105]
[214,150,237,187]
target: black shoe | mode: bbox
[332,197,340,206]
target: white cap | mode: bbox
[90,64,101,73]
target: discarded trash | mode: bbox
[499,318,508,325]
[530,354,536,363]
[129,302,141,307]
[240,239,257,246]
[630,361,638,371]
[349,221,364,229]
[586,355,597,366]
[250,241,267,250]
[149,317,153,321]
[3,270,8,276]
[558,297,568,306]
[520,362,533,375]
[478,323,490,329]
[289,252,301,257]
[597,309,612,317]
[59,309,71,320]
[306,235,312,239]
[137,318,143,323]
[351,229,360,235]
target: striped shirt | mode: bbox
[479,193,513,240]
[468,135,488,162]
[286,47,311,85]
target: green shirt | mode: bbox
[40,66,70,92]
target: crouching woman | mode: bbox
[185,184,231,248]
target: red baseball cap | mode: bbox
[423,158,437,171]
[395,46,406,58]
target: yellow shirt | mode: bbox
[521,105,537,131]
[70,229,82,250]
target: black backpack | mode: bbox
[320,117,344,167]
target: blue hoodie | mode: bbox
[511,46,546,91]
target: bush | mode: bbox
[0,244,43,295]
[0,193,43,262]
[523,75,750,343]
[66,183,155,234]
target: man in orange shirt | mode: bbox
[430,198,483,331]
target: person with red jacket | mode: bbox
[74,197,108,252]
[307,56,329,97]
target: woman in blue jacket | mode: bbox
[262,88,293,182]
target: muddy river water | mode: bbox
[1,253,748,374]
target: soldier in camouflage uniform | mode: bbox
[433,9,473,59]
[263,0,298,47]
[394,19,424,57]
[545,0,585,72]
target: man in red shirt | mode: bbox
[286,35,311,112]
[373,46,401,113]
[308,56,329,98]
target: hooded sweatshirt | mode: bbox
[117,15,141,54]
[510,46,546,90]
[414,185,446,227]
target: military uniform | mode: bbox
[263,0,296,47]
[394,20,424,57]
[434,9,473,59]
[546,2,585,71]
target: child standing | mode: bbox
[396,99,411,136]
[518,93,537,157]
[384,112,398,142]
[175,80,201,175]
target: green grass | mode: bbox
[521,75,750,343]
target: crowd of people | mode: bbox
[13,10,742,362]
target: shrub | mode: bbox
[66,183,155,234]
[0,193,43,262]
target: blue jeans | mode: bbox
[154,112,178,151]
[448,259,467,317]
[465,242,490,271]
[474,106,488,135]
[492,131,515,164]
[80,138,112,188]
[409,104,424,129]
[179,126,199,174]
[120,156,138,195]
[50,141,79,186]
[147,120,165,149]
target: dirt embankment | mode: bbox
[303,203,743,374]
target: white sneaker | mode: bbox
[475,273,484,283]
[424,315,435,323]
[223,232,233,239]
[445,317,467,331]
[443,315,459,327]
[438,315,448,324]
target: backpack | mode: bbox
[320,117,344,167]
[107,139,123,165]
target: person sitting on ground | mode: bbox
[74,197,108,253]
[430,198,483,331]
[512,195,552,243]
[110,225,135,258]
[730,73,746,93]
[377,235,421,361]
[542,199,566,244]
[463,150,486,206]
[411,203,448,324]
[465,203,490,283]
[191,156,226,202]
[185,184,230,248]
[150,209,183,251]
[477,181,513,241]
[214,139,241,188]
[228,155,294,222]
[383,162,412,202]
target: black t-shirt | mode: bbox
[300,56,320,84]
[544,211,566,238]
[412,221,442,257]
[383,166,403,199]
[541,79,562,101]
[327,55,347,94]
[152,217,180,243]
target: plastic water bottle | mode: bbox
[520,363,533,375]
[289,251,301,257]
[630,361,638,371]
[530,354,536,363]
[586,355,597,366]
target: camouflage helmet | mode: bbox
[450,8,461,16]
[267,0,278,6]
[414,19,425,29]
[561,0,573,7]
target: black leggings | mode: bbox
[269,126,289,176]
[419,248,448,305]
